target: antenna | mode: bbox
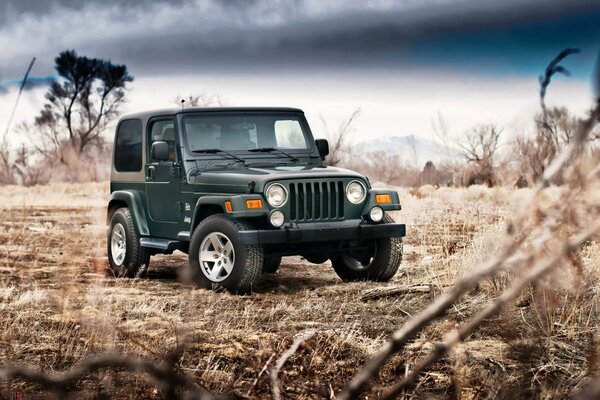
[181,98,185,110]
[2,57,36,142]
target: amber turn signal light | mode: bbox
[246,199,263,209]
[375,194,391,204]
[225,201,233,212]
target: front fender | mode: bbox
[108,190,150,236]
[192,194,269,227]
[361,189,401,216]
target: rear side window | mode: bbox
[114,119,143,172]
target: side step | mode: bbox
[140,238,186,254]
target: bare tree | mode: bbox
[0,139,14,185]
[320,107,361,166]
[24,50,133,163]
[456,123,502,186]
[539,106,580,146]
[421,160,438,185]
[515,106,595,185]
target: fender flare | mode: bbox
[107,190,150,236]
[190,194,268,231]
[190,196,229,231]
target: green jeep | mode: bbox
[107,107,406,293]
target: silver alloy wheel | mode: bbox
[199,232,235,282]
[111,223,127,265]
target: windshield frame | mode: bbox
[178,111,318,161]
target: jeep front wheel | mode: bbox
[107,208,150,278]
[330,214,403,282]
[188,215,263,293]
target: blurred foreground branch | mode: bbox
[380,223,600,399]
[0,350,214,400]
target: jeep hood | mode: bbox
[186,164,366,192]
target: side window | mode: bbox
[114,119,142,172]
[149,119,176,162]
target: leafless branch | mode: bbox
[270,330,315,400]
[0,350,214,400]
[321,107,361,166]
[379,223,600,400]
[360,285,433,301]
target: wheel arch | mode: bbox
[191,196,227,232]
[107,190,150,236]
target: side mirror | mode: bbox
[151,141,170,162]
[315,139,329,160]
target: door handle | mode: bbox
[147,166,155,180]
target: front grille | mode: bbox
[289,181,345,222]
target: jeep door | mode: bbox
[145,117,182,239]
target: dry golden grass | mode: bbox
[0,182,598,399]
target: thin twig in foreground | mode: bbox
[379,223,600,400]
[270,331,315,400]
[0,351,214,400]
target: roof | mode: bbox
[120,107,305,121]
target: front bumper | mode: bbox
[238,219,406,245]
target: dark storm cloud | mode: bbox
[2,0,600,79]
[0,0,183,25]
[103,0,600,76]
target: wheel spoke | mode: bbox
[223,241,234,255]
[200,251,219,262]
[209,235,222,250]
[209,263,224,280]
[222,259,234,274]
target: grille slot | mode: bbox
[288,181,345,222]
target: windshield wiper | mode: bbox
[191,148,246,165]
[248,147,300,162]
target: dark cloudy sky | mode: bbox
[1,0,599,153]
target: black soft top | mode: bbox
[120,107,304,121]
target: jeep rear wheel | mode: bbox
[330,214,403,282]
[107,208,150,278]
[188,215,263,293]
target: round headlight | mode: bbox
[269,210,285,227]
[266,184,287,207]
[369,206,384,222]
[346,181,366,204]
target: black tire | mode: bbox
[262,256,282,273]
[330,214,403,282]
[107,208,150,278]
[188,215,263,293]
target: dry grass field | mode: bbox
[0,182,598,399]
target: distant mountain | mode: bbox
[353,135,461,167]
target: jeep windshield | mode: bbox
[183,114,312,158]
